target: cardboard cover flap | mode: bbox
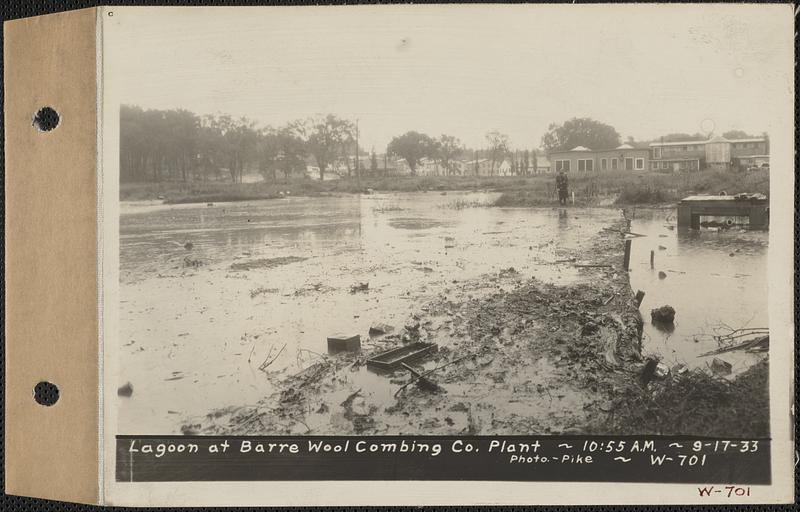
[4,7,100,504]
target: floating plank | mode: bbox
[366,342,437,370]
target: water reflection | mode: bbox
[628,209,768,374]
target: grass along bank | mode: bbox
[494,168,769,207]
[121,169,768,207]
[121,175,530,204]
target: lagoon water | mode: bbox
[118,193,767,433]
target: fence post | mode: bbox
[623,239,632,271]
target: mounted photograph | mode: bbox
[96,3,794,505]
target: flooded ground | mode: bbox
[118,192,619,433]
[627,209,768,374]
[118,195,767,434]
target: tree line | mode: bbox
[119,105,543,182]
[121,106,767,183]
[120,105,361,183]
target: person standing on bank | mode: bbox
[556,169,569,205]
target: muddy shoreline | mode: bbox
[181,219,652,436]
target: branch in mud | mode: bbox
[698,327,769,357]
[394,351,481,398]
[258,343,287,372]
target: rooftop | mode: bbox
[650,137,766,147]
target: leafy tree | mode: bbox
[522,149,531,175]
[204,114,258,183]
[387,131,436,175]
[120,106,201,182]
[722,130,753,140]
[485,131,510,174]
[292,115,355,181]
[541,118,621,152]
[657,132,707,143]
[274,129,307,180]
[370,150,378,173]
[256,127,307,182]
[433,134,463,176]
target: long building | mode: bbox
[649,136,768,172]
[548,144,650,174]
[546,135,768,174]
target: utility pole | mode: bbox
[355,118,361,188]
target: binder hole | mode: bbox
[33,381,59,406]
[32,107,59,132]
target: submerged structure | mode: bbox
[677,194,769,230]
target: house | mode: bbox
[534,156,551,174]
[548,144,649,174]
[498,160,513,176]
[649,136,768,172]
[304,165,341,180]
[418,157,449,176]
[391,158,414,176]
[736,155,770,169]
[648,139,705,172]
[456,159,492,176]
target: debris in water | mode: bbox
[639,359,659,387]
[654,362,670,379]
[181,424,200,435]
[368,323,395,336]
[183,256,202,268]
[184,242,194,250]
[658,245,667,250]
[401,362,442,392]
[117,382,134,397]
[350,282,369,293]
[258,342,287,371]
[699,333,769,357]
[650,305,675,324]
[658,271,667,279]
[230,256,307,271]
[581,321,600,336]
[327,334,362,353]
[367,342,437,370]
[671,363,688,375]
[710,357,733,376]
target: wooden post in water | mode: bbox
[650,250,654,269]
[623,239,632,271]
[635,290,645,307]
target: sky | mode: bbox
[105,4,793,151]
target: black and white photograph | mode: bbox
[95,5,794,502]
[111,5,784,438]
